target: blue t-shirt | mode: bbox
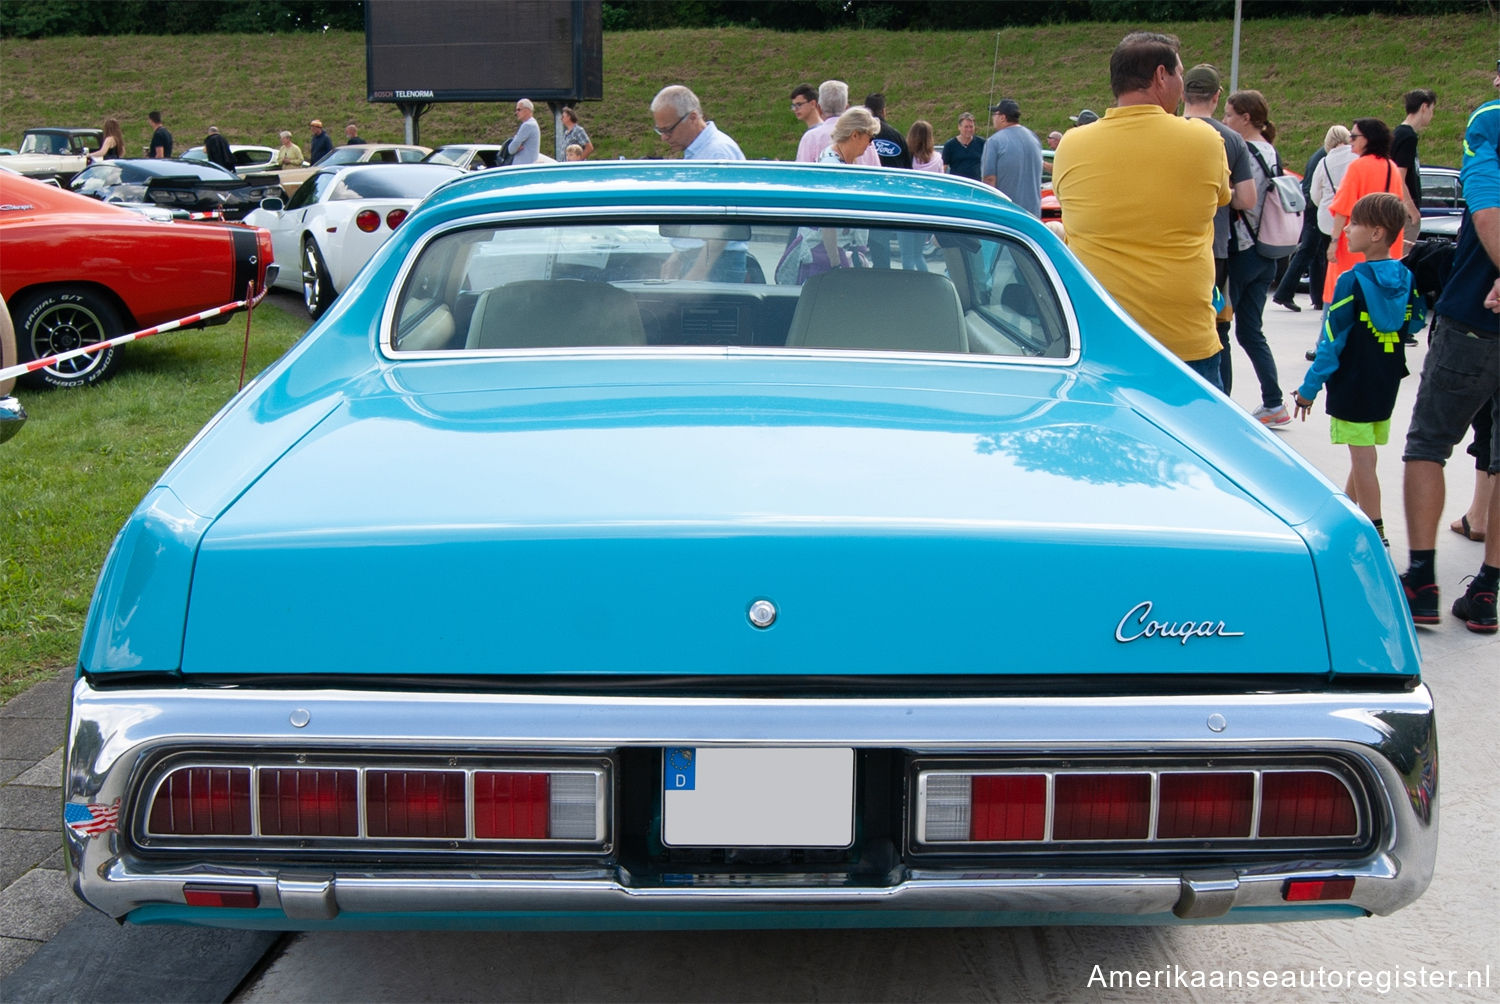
[980,125,1044,217]
[1432,98,1499,335]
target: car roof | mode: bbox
[92,158,239,178]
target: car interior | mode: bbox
[390,220,1072,359]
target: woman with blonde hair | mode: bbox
[1274,124,1351,314]
[818,106,879,164]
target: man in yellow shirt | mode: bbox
[1053,31,1231,388]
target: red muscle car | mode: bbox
[0,173,274,388]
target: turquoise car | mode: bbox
[66,162,1435,930]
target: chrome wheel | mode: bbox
[302,239,333,319]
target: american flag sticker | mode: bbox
[65,799,120,838]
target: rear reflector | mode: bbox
[1157,772,1254,839]
[1283,877,1356,901]
[1260,771,1358,838]
[259,768,358,837]
[1054,773,1150,840]
[148,767,252,835]
[183,883,260,908]
[366,770,465,838]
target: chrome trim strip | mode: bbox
[66,680,1436,922]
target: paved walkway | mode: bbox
[1,670,276,1001]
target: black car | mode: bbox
[68,158,283,220]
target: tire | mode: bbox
[12,288,122,389]
[302,238,335,319]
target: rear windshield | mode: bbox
[389,220,1071,359]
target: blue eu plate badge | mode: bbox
[665,748,696,790]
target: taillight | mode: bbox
[1054,773,1150,840]
[1158,772,1254,838]
[386,208,408,229]
[366,770,465,838]
[147,767,252,835]
[355,209,381,232]
[1260,771,1358,837]
[474,771,600,840]
[259,768,358,836]
[916,765,1360,846]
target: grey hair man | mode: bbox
[797,80,877,164]
[650,85,747,282]
[504,98,541,164]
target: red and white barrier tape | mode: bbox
[0,285,268,383]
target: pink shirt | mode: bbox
[912,152,943,173]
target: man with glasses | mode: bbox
[504,99,541,165]
[651,85,744,160]
[650,85,747,282]
[789,83,824,152]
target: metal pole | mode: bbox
[989,33,1002,118]
[1230,0,1242,94]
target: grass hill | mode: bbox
[2,14,1494,168]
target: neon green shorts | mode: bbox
[1331,417,1390,446]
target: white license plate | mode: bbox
[661,747,855,848]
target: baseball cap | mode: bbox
[1070,109,1099,125]
[1183,64,1221,97]
[990,98,1022,120]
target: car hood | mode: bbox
[174,378,1344,680]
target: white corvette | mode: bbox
[245,163,462,318]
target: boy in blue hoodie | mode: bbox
[1292,192,1423,546]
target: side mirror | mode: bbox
[260,197,285,212]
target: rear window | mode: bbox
[389,219,1071,359]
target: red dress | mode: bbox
[1323,154,1405,303]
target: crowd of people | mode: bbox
[74,44,1498,635]
[633,42,1496,637]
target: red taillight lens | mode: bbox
[365,770,464,838]
[355,209,381,232]
[386,208,408,229]
[1283,877,1356,901]
[1157,772,1254,838]
[183,883,260,908]
[474,772,550,839]
[147,767,252,835]
[1259,771,1358,837]
[1053,773,1150,840]
[259,768,358,836]
[969,774,1047,841]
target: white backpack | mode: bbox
[1244,144,1305,259]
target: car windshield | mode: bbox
[391,219,1071,359]
[327,165,460,201]
[318,147,369,167]
[19,133,67,155]
[423,147,470,166]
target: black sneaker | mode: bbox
[1401,574,1441,625]
[1274,298,1301,313]
[1452,577,1498,635]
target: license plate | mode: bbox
[661,747,855,848]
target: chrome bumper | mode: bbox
[66,679,1437,925]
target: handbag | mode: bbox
[1244,144,1304,259]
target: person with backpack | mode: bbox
[1223,89,1293,427]
[1323,118,1411,305]
[1292,193,1423,547]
